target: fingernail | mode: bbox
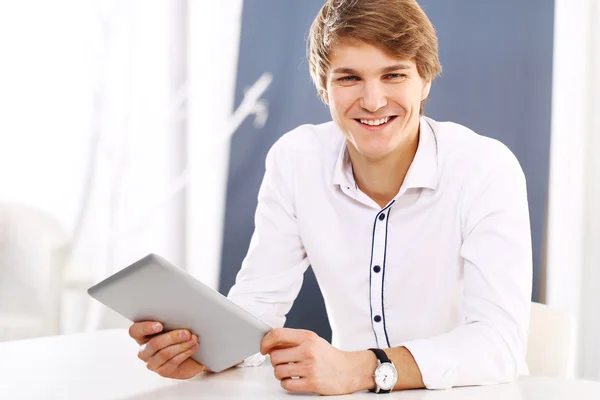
[186,338,196,346]
[179,330,190,340]
[152,323,162,332]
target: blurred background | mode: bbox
[0,0,598,382]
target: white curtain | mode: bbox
[0,0,188,333]
[186,0,244,290]
[187,0,273,291]
[78,0,187,331]
[579,0,600,381]
[546,0,600,381]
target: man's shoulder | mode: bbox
[426,117,522,174]
[269,121,342,156]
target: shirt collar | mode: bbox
[332,138,355,190]
[332,116,439,192]
[401,116,439,191]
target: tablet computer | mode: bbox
[87,253,272,373]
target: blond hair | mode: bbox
[308,0,442,112]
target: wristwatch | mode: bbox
[368,348,398,394]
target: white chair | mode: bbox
[0,202,70,341]
[526,301,577,378]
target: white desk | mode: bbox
[1,329,599,399]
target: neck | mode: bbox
[348,124,420,208]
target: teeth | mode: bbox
[360,117,390,126]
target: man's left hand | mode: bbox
[260,327,373,395]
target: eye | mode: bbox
[338,75,360,82]
[384,73,407,80]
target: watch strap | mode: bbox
[368,348,391,364]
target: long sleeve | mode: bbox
[227,139,310,330]
[401,146,533,389]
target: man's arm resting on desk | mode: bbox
[260,328,424,395]
[260,324,526,395]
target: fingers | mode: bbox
[145,335,199,371]
[129,321,163,344]
[260,328,317,355]
[273,362,311,380]
[154,347,205,379]
[269,346,305,366]
[280,377,311,393]
[138,329,192,361]
[276,364,317,394]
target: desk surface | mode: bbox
[1,329,599,399]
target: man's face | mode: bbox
[324,41,431,161]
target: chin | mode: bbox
[354,144,394,161]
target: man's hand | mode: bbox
[129,321,208,379]
[260,328,376,395]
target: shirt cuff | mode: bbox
[236,352,266,368]
[402,339,457,390]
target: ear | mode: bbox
[421,80,432,101]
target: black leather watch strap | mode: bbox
[368,348,392,393]
[368,348,391,364]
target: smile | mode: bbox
[354,116,397,130]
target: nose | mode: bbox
[360,81,387,113]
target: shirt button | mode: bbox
[374,315,382,323]
[373,265,381,273]
[378,213,385,221]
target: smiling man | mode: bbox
[130,0,533,395]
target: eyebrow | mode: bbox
[331,63,413,75]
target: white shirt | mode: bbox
[227,116,533,390]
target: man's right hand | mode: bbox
[129,321,207,379]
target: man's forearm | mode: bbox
[349,346,425,392]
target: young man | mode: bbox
[130,0,532,395]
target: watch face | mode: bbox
[374,363,398,391]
